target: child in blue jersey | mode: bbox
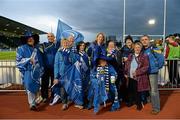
[87,55,120,114]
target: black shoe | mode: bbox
[126,102,133,107]
[86,103,92,110]
[136,104,143,111]
[30,105,38,111]
[143,100,148,105]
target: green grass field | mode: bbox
[0,51,16,60]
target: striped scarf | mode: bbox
[60,48,70,54]
[79,51,85,56]
[71,45,77,53]
[96,65,109,91]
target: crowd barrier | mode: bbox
[0,59,179,91]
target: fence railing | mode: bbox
[0,59,179,91]
[0,60,23,91]
[158,59,180,90]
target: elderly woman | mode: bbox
[124,42,150,111]
[87,33,106,67]
[51,39,85,110]
[50,39,70,108]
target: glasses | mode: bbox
[48,36,53,37]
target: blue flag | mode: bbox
[61,30,84,43]
[60,61,83,105]
[56,19,72,42]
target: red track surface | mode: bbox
[0,90,180,119]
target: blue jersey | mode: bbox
[88,64,120,113]
[40,41,60,69]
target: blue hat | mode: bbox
[20,31,39,45]
[61,30,84,43]
[95,54,109,66]
[98,54,108,61]
[24,30,33,38]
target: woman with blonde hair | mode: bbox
[87,33,106,67]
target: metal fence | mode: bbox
[0,60,23,91]
[158,59,180,90]
[0,59,179,91]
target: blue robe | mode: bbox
[52,48,83,105]
[52,48,73,96]
[87,64,120,113]
[16,44,44,94]
[78,51,90,97]
[87,42,106,67]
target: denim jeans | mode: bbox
[149,74,160,111]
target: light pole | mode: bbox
[122,0,126,45]
[163,0,167,46]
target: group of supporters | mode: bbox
[16,31,168,115]
[165,34,180,85]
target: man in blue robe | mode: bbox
[16,33,44,111]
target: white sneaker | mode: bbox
[103,101,106,107]
[74,105,83,109]
[35,96,43,105]
[49,95,60,106]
